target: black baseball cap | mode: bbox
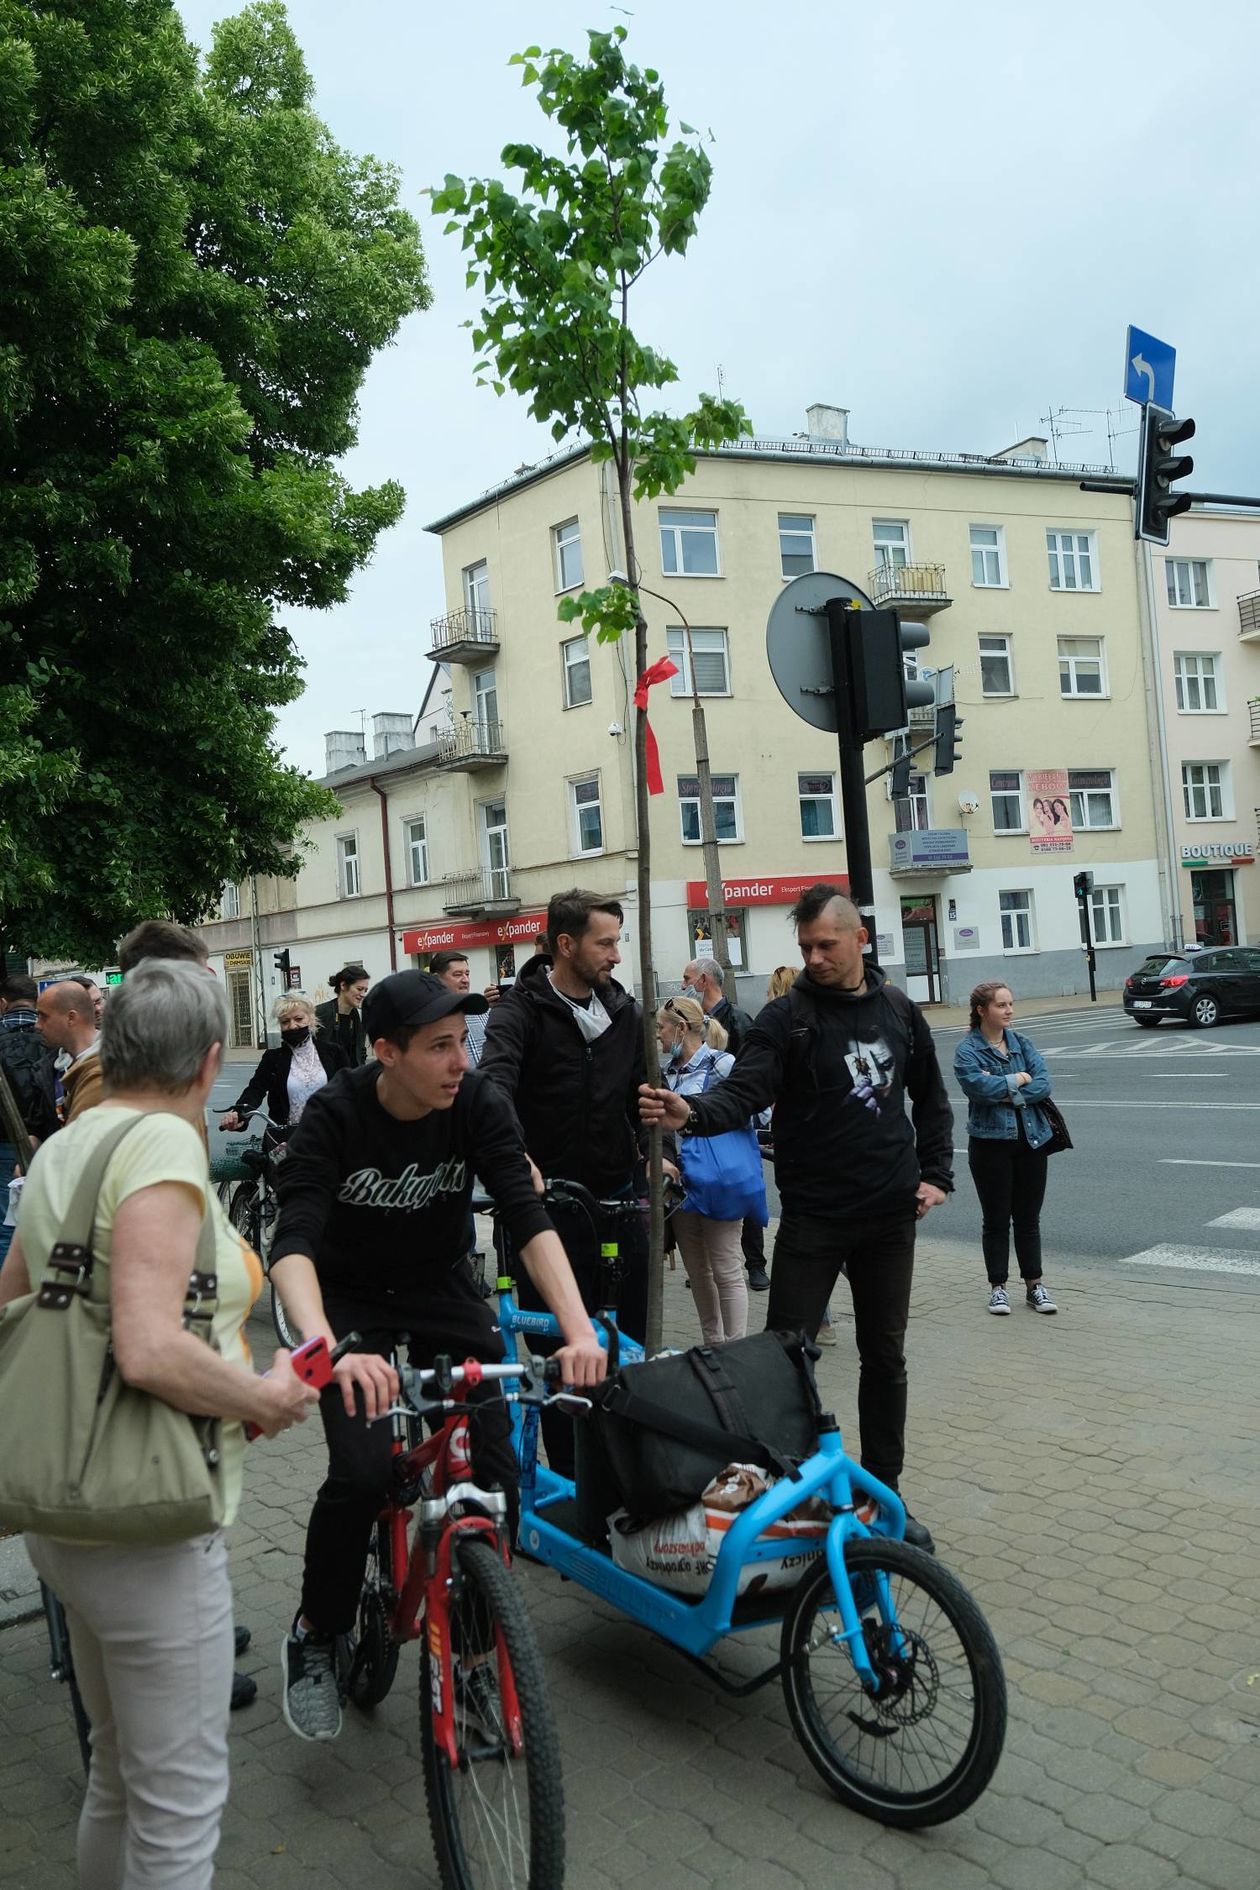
[362,970,488,1043]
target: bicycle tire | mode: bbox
[421,1536,564,1890]
[347,1521,401,1708]
[270,1282,301,1351]
[40,1584,91,1779]
[780,1536,1006,1828]
[228,1182,261,1252]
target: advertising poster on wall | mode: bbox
[1027,769,1074,854]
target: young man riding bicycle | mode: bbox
[268,969,605,1741]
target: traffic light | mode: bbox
[826,605,934,741]
[933,701,964,775]
[1136,404,1195,546]
[273,948,291,983]
[889,751,913,801]
[1073,871,1094,900]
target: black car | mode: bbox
[1123,946,1260,1028]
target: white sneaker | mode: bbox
[1026,1282,1058,1315]
[987,1286,1011,1316]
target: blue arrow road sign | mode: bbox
[1124,326,1175,408]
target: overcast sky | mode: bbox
[174,0,1260,778]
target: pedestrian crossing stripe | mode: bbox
[1207,1208,1260,1230]
[1120,1245,1260,1278]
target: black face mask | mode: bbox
[281,1026,311,1048]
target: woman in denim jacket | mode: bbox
[953,982,1059,1317]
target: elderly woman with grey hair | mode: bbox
[0,959,319,1890]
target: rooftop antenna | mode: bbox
[716,362,725,400]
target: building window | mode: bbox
[562,636,592,708]
[778,513,816,578]
[979,634,1014,696]
[553,518,584,593]
[337,833,360,899]
[679,774,740,844]
[463,559,490,618]
[1089,884,1125,946]
[1069,769,1117,829]
[990,770,1024,833]
[1046,530,1097,592]
[1173,651,1221,713]
[666,626,730,695]
[1182,762,1229,821]
[894,773,931,833]
[798,772,837,839]
[1166,559,1211,608]
[659,508,719,576]
[570,776,603,855]
[999,889,1034,952]
[873,519,910,570]
[1058,636,1106,697]
[220,881,240,921]
[970,524,1007,587]
[405,817,428,886]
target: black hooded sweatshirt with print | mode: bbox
[677,966,953,1223]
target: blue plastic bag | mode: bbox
[680,1122,768,1223]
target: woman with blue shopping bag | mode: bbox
[658,996,767,1345]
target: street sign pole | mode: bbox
[1077,889,1097,1003]
[825,603,881,969]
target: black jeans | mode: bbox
[967,1136,1049,1284]
[502,1190,647,1478]
[765,1208,917,1489]
[300,1273,516,1638]
[740,1214,765,1269]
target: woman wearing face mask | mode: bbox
[657,994,759,1345]
[218,996,348,1138]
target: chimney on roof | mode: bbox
[805,404,849,445]
[992,436,1048,463]
[324,729,367,774]
[372,713,415,760]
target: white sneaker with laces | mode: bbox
[987,1285,1011,1316]
[1026,1282,1058,1314]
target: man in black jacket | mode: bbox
[269,969,603,1741]
[480,889,648,1375]
[642,887,953,1552]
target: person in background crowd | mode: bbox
[35,981,102,1123]
[314,966,370,1068]
[641,886,953,1553]
[113,917,259,1708]
[681,956,766,1294]
[429,950,498,1065]
[218,994,346,1137]
[0,960,318,1889]
[658,995,755,1345]
[117,920,208,975]
[954,983,1059,1317]
[71,976,105,1028]
[0,975,58,1269]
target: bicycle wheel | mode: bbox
[270,1282,301,1350]
[228,1183,261,1252]
[347,1521,400,1708]
[421,1535,564,1890]
[781,1536,1006,1828]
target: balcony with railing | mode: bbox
[433,715,507,771]
[440,867,519,917]
[1238,590,1260,641]
[1248,700,1260,747]
[428,606,500,664]
[867,561,952,616]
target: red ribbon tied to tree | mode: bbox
[634,657,680,795]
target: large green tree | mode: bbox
[0,0,429,963]
[433,26,749,1346]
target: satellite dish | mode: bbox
[958,790,981,815]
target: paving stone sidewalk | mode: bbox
[2,1243,1259,1889]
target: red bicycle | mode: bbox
[342,1348,580,1890]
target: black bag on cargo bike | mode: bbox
[585,1328,823,1525]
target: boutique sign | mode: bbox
[1179,842,1255,867]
